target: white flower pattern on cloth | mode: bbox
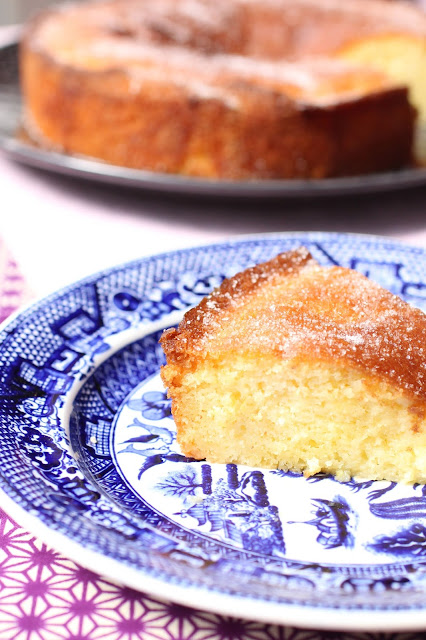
[0,509,423,640]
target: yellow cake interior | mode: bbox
[336,34,426,162]
[168,354,426,484]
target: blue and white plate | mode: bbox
[1,232,426,632]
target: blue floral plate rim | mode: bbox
[0,231,426,632]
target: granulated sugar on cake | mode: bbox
[160,248,426,484]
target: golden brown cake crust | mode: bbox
[160,248,426,404]
[19,0,422,179]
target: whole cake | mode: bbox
[160,248,426,484]
[19,0,426,180]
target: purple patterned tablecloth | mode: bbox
[0,509,285,640]
[1,239,426,640]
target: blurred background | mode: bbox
[1,0,425,24]
[0,1,76,24]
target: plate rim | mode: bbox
[1,486,426,634]
[1,230,426,632]
[1,39,426,199]
[1,228,425,309]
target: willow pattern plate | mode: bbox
[0,232,426,632]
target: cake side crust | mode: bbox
[164,353,426,483]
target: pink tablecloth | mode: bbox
[0,242,29,324]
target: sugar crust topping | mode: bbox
[25,0,426,105]
[160,247,426,402]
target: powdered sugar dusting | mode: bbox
[162,247,426,401]
[29,0,414,107]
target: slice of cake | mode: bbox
[160,248,426,484]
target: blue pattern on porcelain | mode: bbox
[1,232,426,623]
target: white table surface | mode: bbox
[0,26,425,300]
[1,152,425,301]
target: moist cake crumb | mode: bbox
[160,248,426,484]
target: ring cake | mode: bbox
[19,0,426,180]
[160,248,426,484]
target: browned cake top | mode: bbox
[24,0,426,106]
[29,0,426,61]
[160,248,426,402]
